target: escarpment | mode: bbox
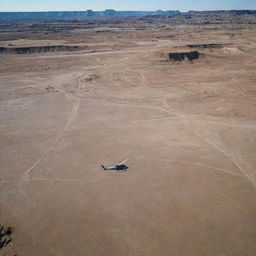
[0,45,85,54]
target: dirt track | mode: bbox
[1,21,256,255]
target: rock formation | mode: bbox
[169,51,200,62]
[187,44,223,49]
[0,45,83,54]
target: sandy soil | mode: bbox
[1,22,256,256]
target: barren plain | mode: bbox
[1,14,256,255]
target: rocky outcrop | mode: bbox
[104,9,117,16]
[0,45,84,54]
[169,51,200,62]
[85,10,96,17]
[187,43,223,49]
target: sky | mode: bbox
[0,0,256,12]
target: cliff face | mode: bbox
[187,44,223,49]
[0,45,83,54]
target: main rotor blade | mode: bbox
[118,159,129,165]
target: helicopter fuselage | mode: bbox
[102,164,128,171]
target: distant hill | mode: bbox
[0,10,180,20]
[1,9,255,21]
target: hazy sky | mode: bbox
[1,0,256,12]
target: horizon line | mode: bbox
[0,8,255,13]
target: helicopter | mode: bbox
[102,159,129,171]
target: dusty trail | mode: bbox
[16,75,83,208]
[192,130,256,188]
[159,98,256,189]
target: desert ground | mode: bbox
[1,15,256,255]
